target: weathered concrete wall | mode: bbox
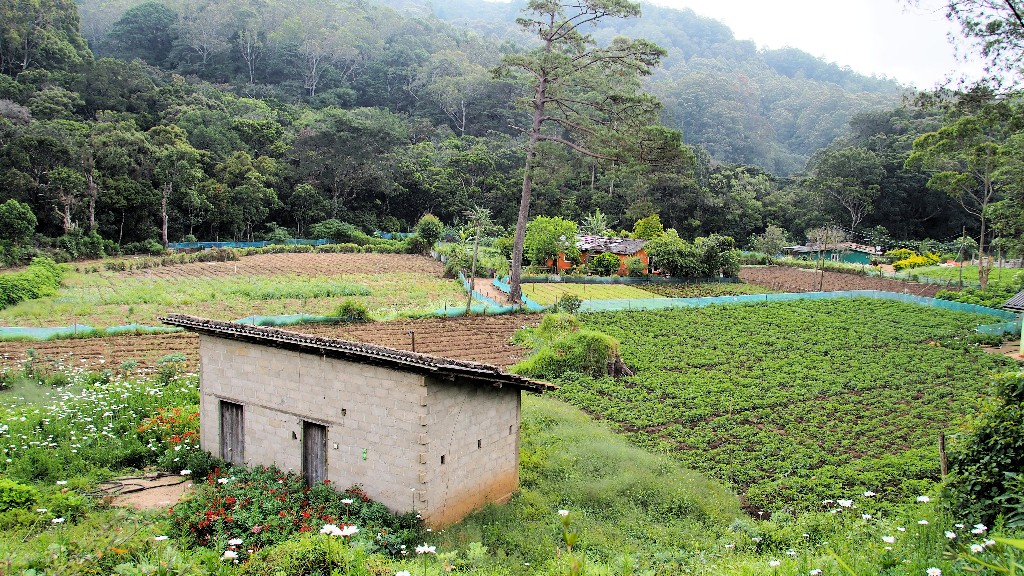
[421,376,521,527]
[198,335,425,513]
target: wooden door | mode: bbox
[302,421,328,485]
[220,401,244,464]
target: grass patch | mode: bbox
[0,271,463,327]
[910,264,1023,289]
[641,282,777,298]
[520,283,663,305]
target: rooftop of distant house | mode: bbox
[575,235,648,256]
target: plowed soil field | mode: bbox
[739,265,946,297]
[114,253,445,279]
[0,315,540,372]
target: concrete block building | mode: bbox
[161,314,554,527]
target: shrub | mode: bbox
[588,252,621,276]
[884,248,915,263]
[334,299,370,322]
[625,256,646,277]
[556,294,583,315]
[0,478,38,511]
[513,329,620,379]
[414,213,444,249]
[944,371,1024,524]
[893,252,939,271]
[0,257,65,309]
[309,219,374,245]
[314,243,362,253]
[240,533,359,576]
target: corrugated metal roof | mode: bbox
[1004,290,1024,312]
[160,314,556,393]
[575,235,647,256]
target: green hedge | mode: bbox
[0,257,65,309]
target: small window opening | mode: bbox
[477,439,482,449]
[509,425,513,435]
[440,455,445,465]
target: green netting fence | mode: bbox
[505,275,740,285]
[0,324,181,340]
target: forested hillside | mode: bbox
[384,0,905,174]
[0,0,1017,264]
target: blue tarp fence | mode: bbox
[168,239,330,250]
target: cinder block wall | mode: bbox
[198,335,423,513]
[421,376,521,526]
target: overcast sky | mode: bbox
[642,0,987,89]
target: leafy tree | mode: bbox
[808,146,883,233]
[906,98,1021,288]
[0,0,92,77]
[524,216,578,271]
[0,198,36,248]
[579,208,610,236]
[942,0,1024,82]
[588,251,620,276]
[751,224,788,256]
[632,213,664,240]
[106,1,177,66]
[413,213,443,252]
[46,166,85,233]
[497,0,671,302]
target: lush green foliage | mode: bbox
[893,251,941,271]
[333,299,370,322]
[645,232,740,278]
[945,371,1024,525]
[587,252,621,276]
[641,281,776,298]
[511,313,621,378]
[546,300,1015,512]
[0,257,65,309]
[937,285,1022,308]
[524,217,579,268]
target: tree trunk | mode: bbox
[162,183,170,249]
[86,172,97,230]
[466,222,481,313]
[509,75,547,304]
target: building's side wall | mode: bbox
[420,376,521,527]
[197,335,425,514]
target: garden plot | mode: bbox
[0,254,462,328]
[551,298,1016,513]
[740,265,945,296]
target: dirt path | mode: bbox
[469,277,512,304]
[98,474,192,510]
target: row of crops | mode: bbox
[550,299,1018,513]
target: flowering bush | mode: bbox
[167,465,421,558]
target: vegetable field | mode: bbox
[553,299,1017,512]
[740,266,945,296]
[910,264,1022,289]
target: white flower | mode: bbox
[882,536,895,544]
[320,524,341,536]
[862,514,873,520]
[180,469,191,476]
[339,525,359,537]
[918,520,929,525]
[970,544,984,553]
[55,480,67,485]
[810,570,823,575]
[217,478,229,484]
[396,572,411,576]
[724,543,735,549]
[222,550,238,561]
[750,537,762,543]
[837,499,853,508]
[341,498,354,505]
[769,559,781,567]
[153,536,169,541]
[415,544,436,554]
[786,548,796,556]
[36,508,47,513]
[955,523,965,529]
[916,495,930,503]
[944,531,956,539]
[926,568,941,576]
[863,491,876,497]
[897,527,906,532]
[984,539,996,547]
[51,517,65,524]
[228,538,243,546]
[558,509,569,517]
[972,523,988,534]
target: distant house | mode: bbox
[160,314,555,528]
[549,235,649,275]
[1004,290,1024,313]
[785,242,882,265]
